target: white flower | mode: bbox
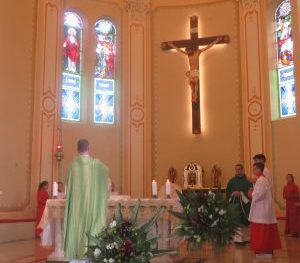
[113,242,118,249]
[208,190,213,195]
[109,258,115,263]
[104,259,108,263]
[94,248,101,257]
[215,207,219,212]
[198,205,204,212]
[109,220,117,228]
[106,243,115,250]
[211,219,219,227]
[209,214,213,219]
[219,209,226,215]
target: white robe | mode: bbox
[249,176,277,224]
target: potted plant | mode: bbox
[170,190,240,262]
[87,200,177,262]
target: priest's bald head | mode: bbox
[77,139,89,154]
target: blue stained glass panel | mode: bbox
[95,78,114,92]
[280,83,296,117]
[94,19,116,124]
[62,12,82,121]
[94,93,114,124]
[275,0,296,118]
[278,65,294,84]
[61,89,80,121]
[62,73,81,90]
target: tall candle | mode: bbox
[166,179,171,197]
[152,180,157,196]
[53,182,58,197]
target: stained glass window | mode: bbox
[275,0,296,117]
[61,12,82,121]
[94,19,116,124]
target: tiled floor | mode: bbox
[0,235,299,262]
[0,239,52,263]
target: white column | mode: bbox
[125,0,150,197]
[32,0,63,186]
[239,0,272,174]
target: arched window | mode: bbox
[61,12,82,121]
[94,19,116,124]
[275,0,296,117]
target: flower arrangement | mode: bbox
[170,190,240,249]
[87,200,177,263]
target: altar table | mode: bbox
[38,197,180,261]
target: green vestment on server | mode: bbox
[63,155,108,260]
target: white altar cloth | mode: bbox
[38,197,180,261]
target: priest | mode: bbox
[63,139,109,261]
[226,163,253,244]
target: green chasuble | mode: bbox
[226,174,253,226]
[63,155,108,260]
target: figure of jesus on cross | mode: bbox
[167,38,222,103]
[162,16,229,134]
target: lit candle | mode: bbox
[166,179,171,198]
[53,182,58,197]
[152,180,157,197]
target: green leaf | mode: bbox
[139,207,164,233]
[143,235,161,245]
[169,210,188,220]
[151,249,178,257]
[130,199,141,224]
[115,203,123,224]
[86,233,101,246]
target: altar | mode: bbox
[38,197,180,261]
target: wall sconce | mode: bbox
[55,144,64,162]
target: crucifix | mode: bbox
[161,16,229,134]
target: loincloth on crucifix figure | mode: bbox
[168,37,222,103]
[185,69,199,103]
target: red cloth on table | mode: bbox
[250,223,281,252]
[35,189,49,237]
[283,182,300,235]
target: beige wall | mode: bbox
[151,0,243,189]
[0,0,37,219]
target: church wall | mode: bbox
[151,0,243,189]
[0,0,37,241]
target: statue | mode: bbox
[168,166,177,183]
[211,164,222,188]
[167,37,222,103]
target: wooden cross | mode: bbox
[161,16,229,134]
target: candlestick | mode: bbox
[152,180,157,198]
[53,182,58,197]
[166,179,171,199]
